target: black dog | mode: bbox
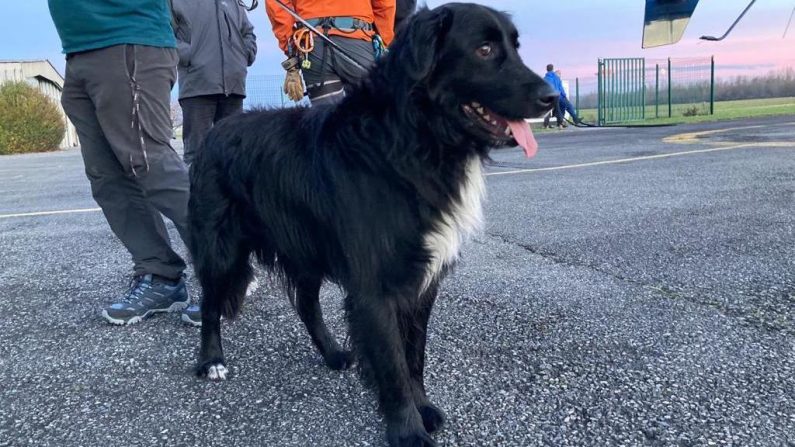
[189,4,556,446]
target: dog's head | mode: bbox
[388,3,557,156]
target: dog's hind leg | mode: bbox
[348,295,435,447]
[193,226,253,381]
[403,284,445,434]
[282,261,354,371]
[295,278,354,370]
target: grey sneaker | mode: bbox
[181,304,201,327]
[102,274,189,325]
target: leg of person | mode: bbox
[214,94,244,122]
[562,97,581,123]
[329,36,377,89]
[553,97,565,128]
[61,48,189,325]
[90,45,192,248]
[180,95,220,165]
[302,38,347,106]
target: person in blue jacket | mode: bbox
[543,64,567,128]
[544,64,579,129]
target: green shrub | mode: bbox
[682,105,701,117]
[0,81,65,155]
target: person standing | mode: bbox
[171,0,257,165]
[48,0,193,325]
[266,0,396,105]
[543,64,566,129]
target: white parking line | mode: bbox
[0,207,101,219]
[2,142,792,220]
[485,142,792,177]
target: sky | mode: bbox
[1,0,793,85]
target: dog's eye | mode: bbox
[476,44,493,58]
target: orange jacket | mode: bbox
[265,0,396,54]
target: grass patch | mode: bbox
[576,97,795,126]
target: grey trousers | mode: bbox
[61,44,190,280]
[179,94,244,165]
[301,36,376,105]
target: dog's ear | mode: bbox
[395,7,453,81]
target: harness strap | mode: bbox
[305,17,374,32]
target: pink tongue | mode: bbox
[507,120,538,158]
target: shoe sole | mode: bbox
[102,300,189,326]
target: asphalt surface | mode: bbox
[1,116,794,446]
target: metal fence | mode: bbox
[571,56,715,125]
[597,57,646,124]
[244,74,310,109]
[646,56,715,119]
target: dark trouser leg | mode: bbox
[180,94,243,164]
[180,95,219,166]
[62,45,188,279]
[561,96,580,122]
[553,97,564,126]
[302,36,376,106]
[215,95,244,122]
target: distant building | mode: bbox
[0,60,78,148]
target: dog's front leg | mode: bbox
[348,296,436,447]
[403,284,446,434]
[196,306,227,380]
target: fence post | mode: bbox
[710,55,715,115]
[667,57,672,118]
[597,60,603,126]
[641,58,646,120]
[575,77,579,113]
[655,63,660,118]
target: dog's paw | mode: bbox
[324,349,354,371]
[387,412,436,447]
[195,361,229,381]
[418,403,446,433]
[388,430,437,447]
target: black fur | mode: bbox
[188,4,556,446]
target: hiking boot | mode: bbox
[102,274,189,325]
[181,304,202,327]
[180,277,258,327]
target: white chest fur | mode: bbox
[421,157,486,292]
